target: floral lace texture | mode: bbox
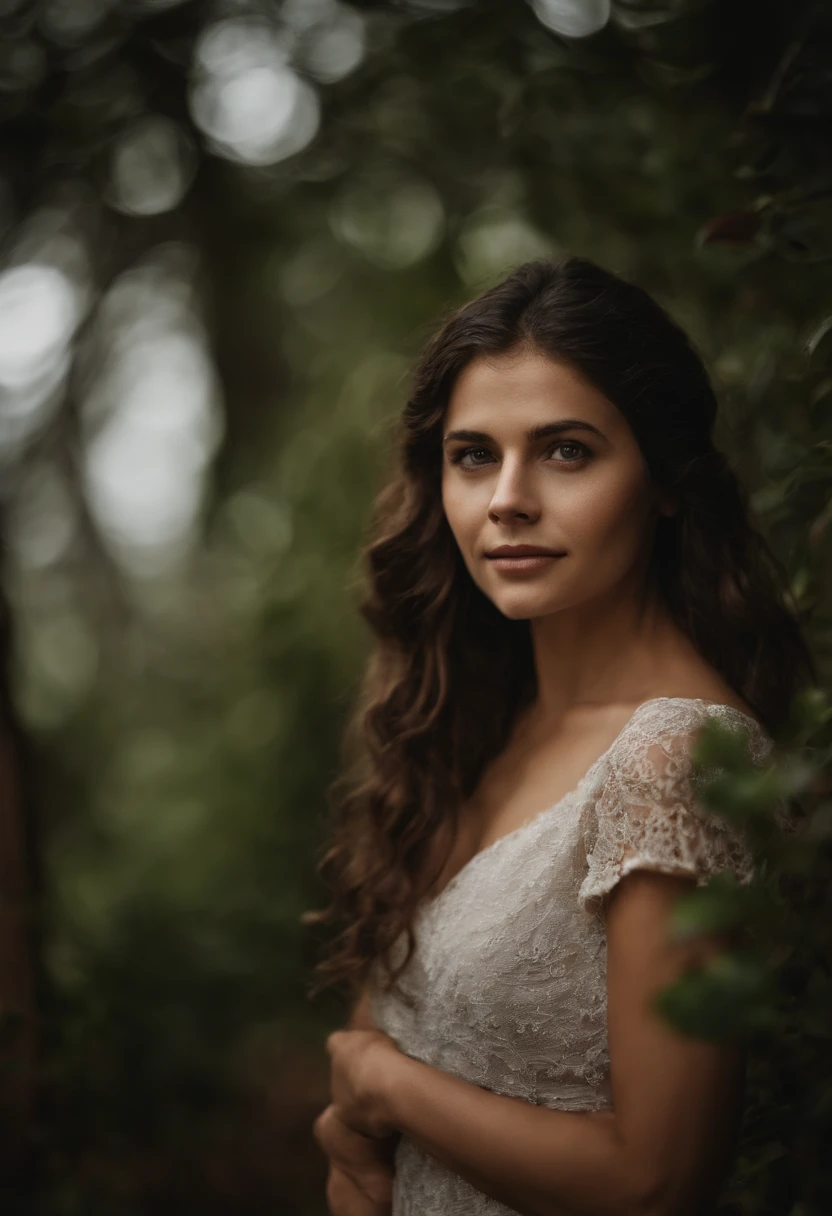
[367,698,783,1216]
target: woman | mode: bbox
[303,255,816,1216]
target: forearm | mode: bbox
[347,987,376,1031]
[379,1054,650,1216]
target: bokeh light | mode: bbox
[330,171,445,269]
[108,115,197,217]
[0,263,81,390]
[190,17,321,166]
[530,0,611,38]
[81,250,224,575]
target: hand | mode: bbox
[325,1027,403,1138]
[326,1162,392,1215]
[314,1102,399,1211]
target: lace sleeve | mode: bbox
[578,716,757,923]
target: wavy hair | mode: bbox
[301,255,818,1003]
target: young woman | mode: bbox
[304,255,816,1216]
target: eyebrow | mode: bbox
[442,419,607,447]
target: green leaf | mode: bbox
[668,877,745,941]
[654,951,777,1040]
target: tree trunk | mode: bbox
[0,575,39,1185]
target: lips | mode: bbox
[486,551,565,574]
[487,547,565,558]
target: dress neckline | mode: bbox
[421,696,766,912]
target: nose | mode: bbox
[486,456,541,524]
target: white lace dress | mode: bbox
[367,697,781,1216]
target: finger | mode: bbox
[326,1163,392,1216]
[317,1102,399,1156]
[366,1128,400,1165]
[314,1106,398,1175]
[314,1107,396,1205]
[337,1158,395,1207]
[328,1161,394,1210]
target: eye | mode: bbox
[552,441,589,464]
[450,445,492,467]
[449,440,591,469]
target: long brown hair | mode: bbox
[301,255,818,1004]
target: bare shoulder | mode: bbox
[425,667,758,896]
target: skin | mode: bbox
[315,347,753,1214]
[440,345,704,722]
[314,992,398,1213]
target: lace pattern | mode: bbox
[367,698,781,1216]
[578,710,769,920]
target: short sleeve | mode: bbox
[578,713,758,923]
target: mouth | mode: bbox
[486,552,566,574]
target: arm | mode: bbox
[375,1055,639,1216]
[373,871,743,1216]
[597,869,745,1216]
[347,986,376,1031]
[346,985,401,1145]
[315,986,399,1211]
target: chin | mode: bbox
[492,594,562,621]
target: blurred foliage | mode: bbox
[659,686,832,1214]
[0,0,829,1212]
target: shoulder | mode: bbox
[584,695,771,841]
[608,695,771,774]
[578,698,764,921]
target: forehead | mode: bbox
[445,350,621,432]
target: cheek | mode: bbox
[441,477,478,540]
[558,471,651,556]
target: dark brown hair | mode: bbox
[301,255,818,1004]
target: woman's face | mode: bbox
[441,348,670,621]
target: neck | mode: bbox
[527,575,700,722]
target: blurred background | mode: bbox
[0,0,830,1213]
